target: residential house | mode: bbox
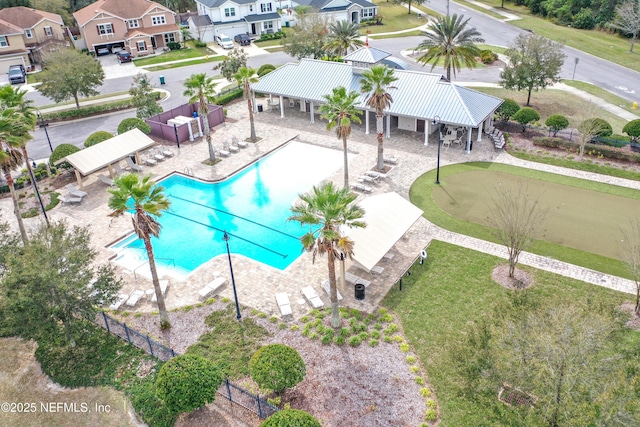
[0,7,66,73]
[73,0,180,57]
[289,0,377,25]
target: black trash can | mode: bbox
[257,104,263,112]
[355,283,365,300]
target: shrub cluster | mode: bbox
[479,49,497,64]
[42,93,161,122]
[117,117,152,135]
[50,143,80,168]
[257,30,285,42]
[84,131,114,148]
[261,409,322,427]
[167,42,181,50]
[533,136,640,163]
[249,344,306,393]
[194,40,207,48]
[257,64,276,77]
[214,88,243,105]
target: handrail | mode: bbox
[132,257,176,280]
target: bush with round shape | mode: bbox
[49,143,80,169]
[156,354,223,415]
[623,119,640,143]
[249,344,305,393]
[495,98,520,122]
[257,64,276,77]
[512,107,540,132]
[480,49,497,64]
[261,409,322,427]
[580,118,613,138]
[117,117,152,135]
[84,131,114,148]
[545,114,569,136]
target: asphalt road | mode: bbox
[25,3,640,159]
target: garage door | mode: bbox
[0,56,26,74]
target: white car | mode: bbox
[216,34,234,49]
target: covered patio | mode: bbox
[57,128,156,189]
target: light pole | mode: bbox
[222,231,241,320]
[446,0,450,16]
[27,158,49,226]
[432,116,442,185]
[36,111,53,153]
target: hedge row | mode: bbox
[214,88,243,105]
[42,93,161,123]
[532,136,640,163]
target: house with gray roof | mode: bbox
[290,0,377,24]
[251,46,503,153]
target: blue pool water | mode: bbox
[111,142,345,274]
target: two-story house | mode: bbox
[73,0,180,57]
[289,0,377,25]
[0,7,66,73]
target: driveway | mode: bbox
[96,53,146,80]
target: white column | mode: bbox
[195,116,203,137]
[252,94,257,113]
[385,114,391,139]
[477,122,483,141]
[424,124,429,146]
[466,128,471,154]
[279,95,284,118]
[310,102,314,124]
[365,110,370,134]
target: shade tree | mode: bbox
[129,73,162,119]
[512,107,540,132]
[495,98,520,122]
[184,73,218,163]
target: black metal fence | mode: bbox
[96,311,176,361]
[220,378,279,419]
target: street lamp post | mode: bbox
[222,231,242,320]
[36,111,53,153]
[27,158,49,226]
[432,116,442,185]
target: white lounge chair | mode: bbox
[142,156,157,166]
[351,183,372,193]
[198,277,227,299]
[98,174,114,186]
[358,175,377,184]
[126,290,145,307]
[109,294,129,310]
[301,286,324,308]
[151,279,170,303]
[232,136,248,148]
[59,195,82,204]
[151,149,166,161]
[383,157,398,165]
[321,279,343,300]
[66,184,88,198]
[225,140,239,153]
[126,157,143,172]
[161,148,175,157]
[383,252,395,260]
[217,146,231,157]
[275,292,293,317]
[365,170,387,179]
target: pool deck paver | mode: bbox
[2,99,637,331]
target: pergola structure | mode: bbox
[57,128,156,188]
[251,46,504,153]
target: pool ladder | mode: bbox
[183,167,194,177]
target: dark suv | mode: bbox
[234,34,251,46]
[8,65,26,84]
[116,51,132,63]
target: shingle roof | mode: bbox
[343,46,390,64]
[191,15,213,27]
[0,7,64,29]
[251,59,503,127]
[197,0,255,8]
[0,20,23,36]
[74,0,172,27]
[244,12,280,22]
[350,0,376,7]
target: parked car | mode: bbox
[234,33,251,46]
[216,34,234,49]
[8,65,26,84]
[116,51,132,63]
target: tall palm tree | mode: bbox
[0,107,34,243]
[233,67,259,142]
[416,14,484,81]
[183,73,218,162]
[318,86,362,188]
[288,182,366,328]
[108,174,172,330]
[360,65,397,171]
[323,20,365,57]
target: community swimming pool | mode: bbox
[111,142,346,277]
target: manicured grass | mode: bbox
[476,43,508,55]
[382,240,637,426]
[133,42,214,66]
[455,0,506,20]
[410,162,634,279]
[369,29,424,39]
[471,86,628,134]
[143,55,225,72]
[563,80,640,117]
[364,0,426,34]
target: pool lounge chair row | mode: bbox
[198,276,227,300]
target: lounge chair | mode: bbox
[365,170,387,179]
[344,272,371,287]
[109,294,129,310]
[142,156,157,166]
[65,184,88,198]
[59,195,82,204]
[98,174,114,186]
[358,175,377,184]
[113,163,125,175]
[151,280,170,303]
[225,140,239,153]
[126,157,143,172]
[351,183,372,193]
[232,136,248,148]
[126,290,145,307]
[301,286,324,308]
[383,157,398,165]
[321,279,343,300]
[161,148,174,157]
[383,252,395,261]
[275,292,293,317]
[151,149,165,161]
[217,146,231,157]
[371,266,384,275]
[198,277,227,299]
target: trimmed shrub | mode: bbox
[50,143,80,169]
[194,40,207,48]
[257,64,276,77]
[533,136,640,163]
[118,117,152,135]
[249,344,306,393]
[156,354,223,415]
[545,114,569,136]
[261,409,322,427]
[84,131,114,148]
[167,41,181,50]
[580,118,613,138]
[512,107,540,132]
[496,98,520,121]
[623,119,640,143]
[479,49,497,64]
[214,88,243,105]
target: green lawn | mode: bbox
[410,162,635,279]
[382,240,638,426]
[363,0,426,34]
[563,80,640,117]
[144,56,224,72]
[133,42,215,66]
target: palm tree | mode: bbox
[183,73,218,163]
[233,67,259,142]
[359,65,397,171]
[416,14,484,81]
[318,87,362,188]
[0,107,34,243]
[323,20,365,57]
[288,182,366,328]
[108,174,172,329]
